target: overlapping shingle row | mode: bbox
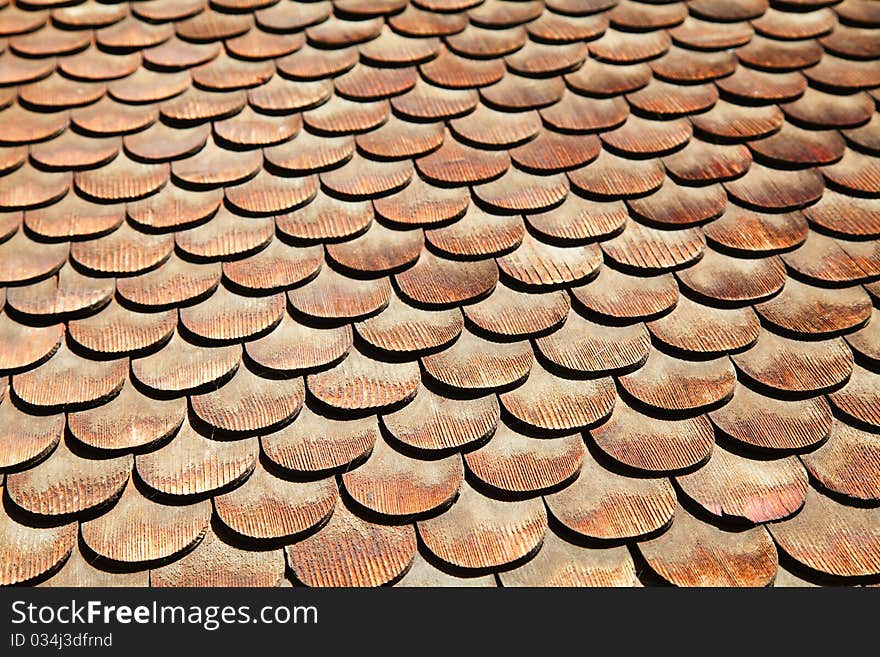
[0,0,878,587]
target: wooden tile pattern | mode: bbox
[0,0,878,588]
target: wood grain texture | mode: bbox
[131,332,241,395]
[13,343,126,410]
[628,179,726,227]
[75,155,167,202]
[0,403,63,470]
[286,502,416,587]
[828,365,880,430]
[501,361,615,431]
[342,436,462,517]
[801,421,880,502]
[356,294,462,354]
[226,170,317,216]
[223,240,322,292]
[31,131,118,170]
[803,190,880,239]
[214,107,302,147]
[395,551,496,587]
[0,229,68,284]
[128,185,221,232]
[601,221,705,272]
[731,331,853,395]
[71,221,173,275]
[628,79,717,117]
[546,452,676,541]
[2,0,880,589]
[418,481,547,570]
[500,531,638,587]
[81,481,210,564]
[7,440,131,516]
[0,490,76,585]
[450,104,541,148]
[664,140,752,185]
[124,123,210,164]
[373,175,469,227]
[266,131,354,175]
[676,248,786,304]
[591,399,714,473]
[321,153,413,199]
[536,312,650,375]
[750,123,845,166]
[603,115,692,156]
[691,99,782,141]
[392,80,478,120]
[497,232,600,287]
[425,205,524,259]
[0,313,62,372]
[781,231,872,285]
[473,168,570,214]
[846,308,880,364]
[326,220,422,275]
[768,488,880,579]
[677,446,808,523]
[755,277,872,337]
[152,528,285,587]
[716,67,806,103]
[648,295,759,355]
[710,383,832,452]
[116,254,220,309]
[569,150,664,199]
[703,207,807,255]
[287,265,390,321]
[422,329,532,391]
[39,547,148,588]
[464,283,569,338]
[136,423,258,497]
[215,463,337,540]
[782,87,873,129]
[68,300,176,355]
[356,115,444,160]
[571,267,678,321]
[179,286,285,343]
[307,348,420,411]
[262,405,378,473]
[511,129,600,173]
[383,386,499,451]
[191,367,304,434]
[246,314,352,374]
[464,423,585,493]
[525,194,625,244]
[638,505,778,587]
[173,140,261,188]
[416,132,510,185]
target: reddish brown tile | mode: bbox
[68,382,186,453]
[637,505,777,587]
[342,436,462,517]
[214,463,336,539]
[81,481,210,564]
[547,452,676,541]
[418,481,546,569]
[383,385,499,451]
[7,440,130,516]
[769,488,880,579]
[262,405,376,474]
[286,502,415,587]
[591,399,714,473]
[710,382,832,451]
[731,330,853,394]
[306,347,420,411]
